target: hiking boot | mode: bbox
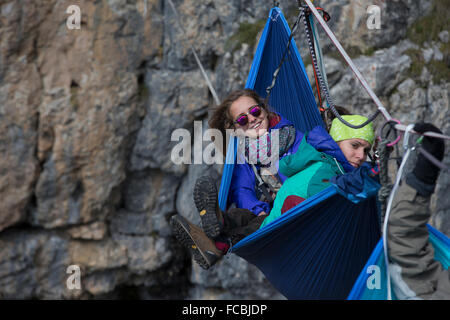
[193,176,224,238]
[170,214,223,270]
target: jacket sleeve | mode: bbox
[229,162,271,216]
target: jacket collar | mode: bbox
[306,125,355,173]
[269,112,294,131]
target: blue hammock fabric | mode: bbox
[246,9,323,130]
[232,187,381,299]
[347,224,450,300]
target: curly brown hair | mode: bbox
[207,89,274,157]
[208,89,271,138]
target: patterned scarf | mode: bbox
[238,125,297,196]
[238,125,296,167]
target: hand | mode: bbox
[331,166,369,194]
[412,123,445,186]
[258,211,268,216]
[330,165,380,203]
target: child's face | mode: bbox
[229,96,269,138]
[337,138,371,168]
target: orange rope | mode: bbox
[310,54,324,111]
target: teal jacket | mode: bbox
[260,135,345,228]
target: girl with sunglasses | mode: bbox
[171,89,304,269]
[208,89,303,219]
[171,89,376,269]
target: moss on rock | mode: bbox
[405,0,449,83]
[225,20,266,52]
[407,0,450,45]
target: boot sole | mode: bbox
[193,176,221,238]
[170,215,211,270]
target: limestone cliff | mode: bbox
[0,0,448,299]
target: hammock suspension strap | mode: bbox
[302,0,450,144]
[307,6,331,112]
[377,140,394,226]
[167,0,221,106]
[265,7,303,105]
[301,4,380,129]
[251,164,276,205]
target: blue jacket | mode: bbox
[228,118,354,215]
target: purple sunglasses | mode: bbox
[234,104,263,126]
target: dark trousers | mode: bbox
[221,208,267,245]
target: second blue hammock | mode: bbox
[348,224,450,300]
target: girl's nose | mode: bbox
[355,148,365,160]
[247,113,257,123]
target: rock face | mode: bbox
[0,0,448,299]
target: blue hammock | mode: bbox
[348,224,450,300]
[217,7,450,300]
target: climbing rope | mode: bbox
[169,0,450,147]
[377,119,404,226]
[381,124,416,300]
[302,0,450,142]
[265,8,303,104]
[302,0,390,121]
[309,13,329,110]
[307,14,324,109]
[417,146,450,172]
[167,0,221,106]
[301,4,380,129]
[377,140,393,225]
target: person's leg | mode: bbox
[221,208,268,245]
[193,176,224,238]
[170,209,266,270]
[388,183,445,299]
[281,195,305,214]
[193,175,268,247]
[190,175,268,261]
[170,214,223,270]
[387,123,449,299]
[430,270,450,300]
